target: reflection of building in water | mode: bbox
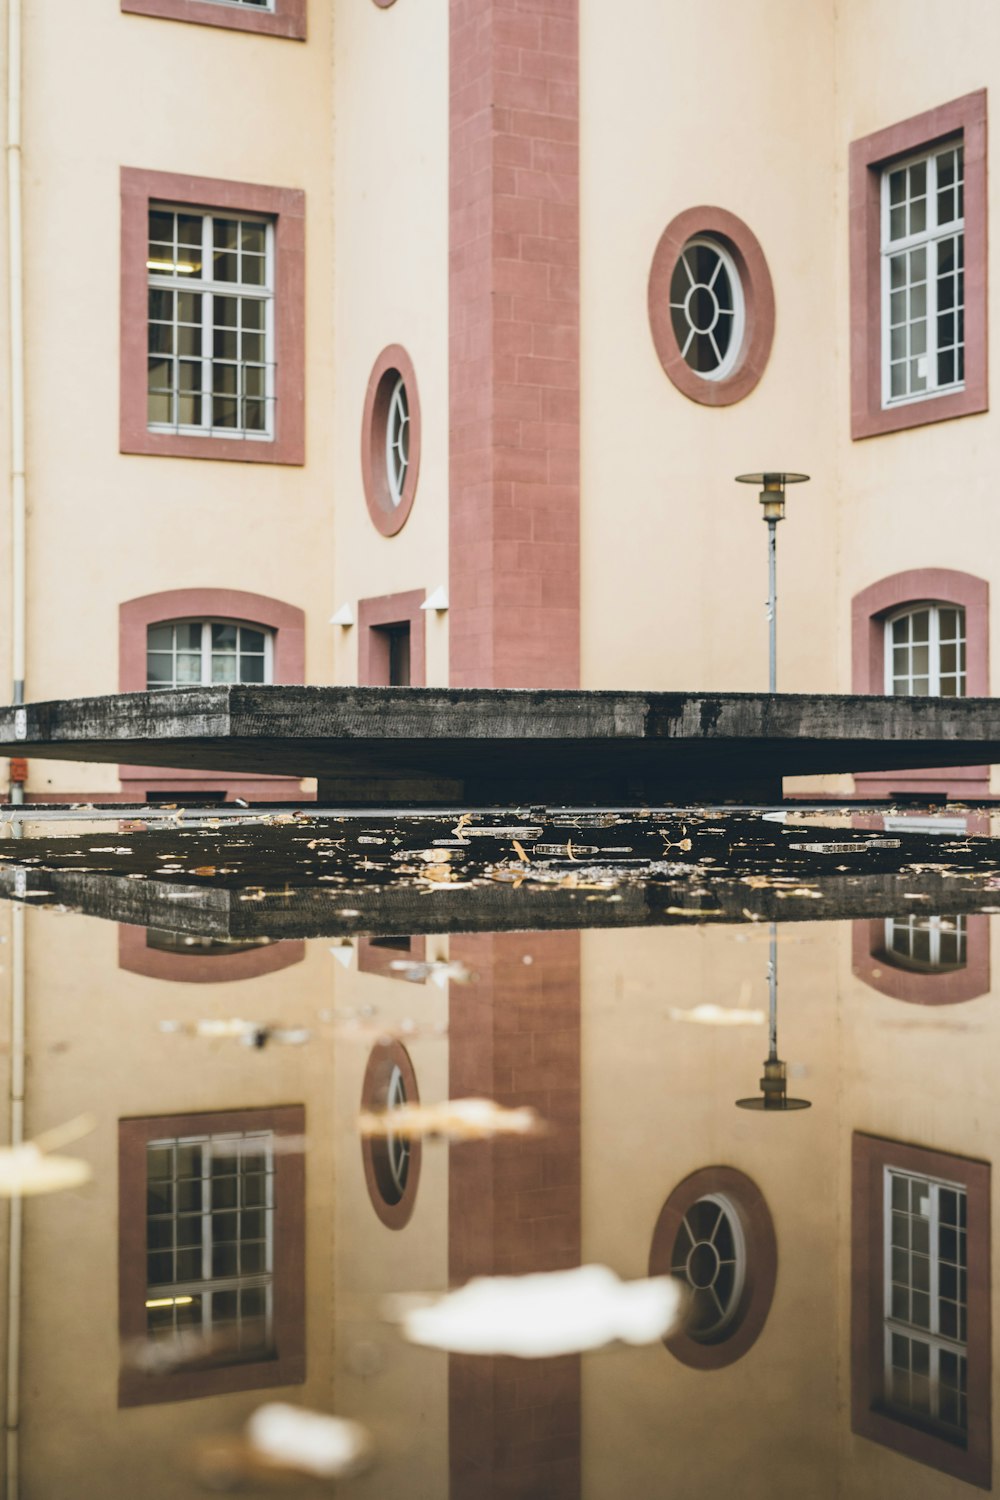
[145,929,274,958]
[883,914,967,972]
[670,1195,745,1340]
[144,1129,276,1360]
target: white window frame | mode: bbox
[883,913,967,972]
[668,236,746,383]
[145,1130,275,1358]
[883,602,966,697]
[880,139,964,408]
[883,1166,968,1437]
[385,375,410,508]
[147,206,276,441]
[209,0,276,10]
[146,619,275,690]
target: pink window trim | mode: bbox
[849,89,988,441]
[120,167,305,465]
[358,935,427,978]
[357,590,427,687]
[119,587,305,795]
[851,568,989,797]
[118,923,305,983]
[852,915,990,1005]
[361,346,422,537]
[121,0,306,38]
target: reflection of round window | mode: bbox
[669,239,745,380]
[385,377,410,507]
[669,1193,746,1341]
[649,1166,776,1369]
[360,1041,421,1229]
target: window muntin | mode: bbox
[147,207,275,440]
[668,238,745,381]
[146,620,273,689]
[385,376,410,506]
[884,1168,968,1437]
[882,141,964,406]
[383,1065,411,1202]
[668,1193,746,1341]
[884,914,967,973]
[884,604,965,696]
[146,1131,275,1363]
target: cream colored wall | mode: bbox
[17,915,335,1499]
[330,0,450,689]
[331,943,450,1500]
[579,0,839,699]
[17,0,335,796]
[580,920,841,1498]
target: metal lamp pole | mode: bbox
[734,472,810,692]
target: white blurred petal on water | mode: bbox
[394,1264,683,1356]
[359,1096,541,1141]
[246,1402,372,1478]
[667,1004,766,1027]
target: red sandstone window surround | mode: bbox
[118,923,305,983]
[852,1133,990,1488]
[361,345,422,536]
[357,590,427,687]
[358,934,427,979]
[849,90,987,440]
[851,568,989,799]
[360,1041,421,1230]
[648,207,775,407]
[121,168,305,464]
[120,0,306,41]
[852,914,989,1005]
[118,1105,306,1406]
[119,588,306,800]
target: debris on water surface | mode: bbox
[667,1004,766,1027]
[359,1096,541,1142]
[196,1402,373,1489]
[160,1019,311,1048]
[391,1264,684,1357]
[0,1114,95,1196]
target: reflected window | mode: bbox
[146,620,273,689]
[146,1131,275,1361]
[360,1041,421,1230]
[852,1134,989,1487]
[886,1169,967,1437]
[146,929,273,957]
[669,1195,745,1342]
[119,1106,304,1406]
[884,915,967,973]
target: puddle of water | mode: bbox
[0,806,993,1496]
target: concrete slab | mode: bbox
[1,685,1000,803]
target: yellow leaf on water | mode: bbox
[512,840,531,863]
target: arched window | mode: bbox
[146,620,274,689]
[851,568,988,799]
[884,604,965,696]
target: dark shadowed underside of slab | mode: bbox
[1,685,1000,803]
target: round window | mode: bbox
[361,345,421,536]
[668,1193,746,1341]
[649,1166,776,1369]
[385,377,410,508]
[648,207,775,407]
[668,239,745,381]
[360,1041,421,1229]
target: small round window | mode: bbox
[360,1041,421,1229]
[385,377,410,508]
[669,1193,746,1341]
[361,345,421,536]
[648,208,774,407]
[668,239,745,382]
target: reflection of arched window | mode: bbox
[649,1167,775,1369]
[360,1041,421,1230]
[884,915,967,973]
[145,929,275,959]
[851,568,988,798]
[852,1133,989,1488]
[852,916,988,1005]
[118,924,304,983]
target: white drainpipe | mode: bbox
[6,1,26,1491]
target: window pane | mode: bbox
[211,623,238,651]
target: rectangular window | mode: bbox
[884,1168,968,1437]
[147,208,275,440]
[849,90,986,440]
[882,142,964,405]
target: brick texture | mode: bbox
[449,0,580,688]
[448,932,581,1499]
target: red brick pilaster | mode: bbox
[449,0,580,688]
[448,932,581,1499]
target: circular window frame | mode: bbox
[371,0,398,8]
[361,345,421,536]
[649,1166,776,1369]
[360,1040,421,1230]
[648,207,775,407]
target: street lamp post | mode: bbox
[734,472,810,692]
[735,923,811,1112]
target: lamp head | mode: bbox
[735,471,810,525]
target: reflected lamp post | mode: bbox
[734,472,810,692]
[735,923,811,1112]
